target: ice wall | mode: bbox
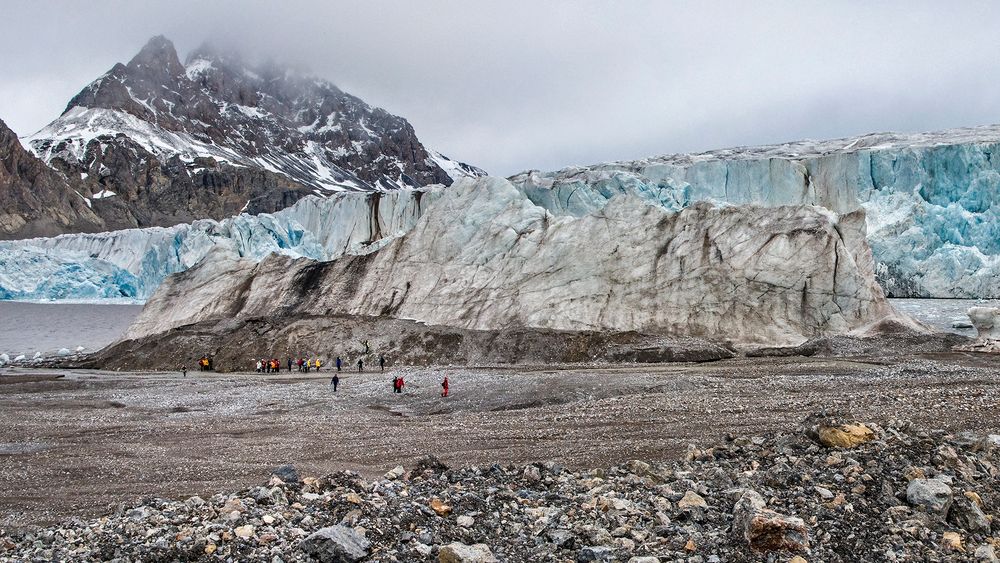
[0,187,441,300]
[5,127,1000,301]
[509,137,1000,298]
[128,177,905,347]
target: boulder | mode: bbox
[975,543,999,562]
[678,491,708,509]
[577,546,615,562]
[271,464,300,484]
[731,491,809,553]
[948,495,990,533]
[906,479,953,515]
[411,454,449,474]
[817,422,875,449]
[438,542,498,563]
[299,525,370,563]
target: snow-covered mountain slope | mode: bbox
[0,187,441,300]
[125,177,910,348]
[510,130,1000,298]
[15,36,481,236]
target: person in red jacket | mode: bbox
[441,376,449,397]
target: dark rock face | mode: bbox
[16,35,483,237]
[0,118,105,239]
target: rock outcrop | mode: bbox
[124,176,909,348]
[0,118,104,239]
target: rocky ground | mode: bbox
[2,411,1000,562]
[1,350,1000,562]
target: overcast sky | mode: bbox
[3,1,1000,175]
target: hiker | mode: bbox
[287,357,293,372]
[255,359,262,373]
[336,356,342,372]
[331,374,339,391]
[297,358,304,372]
[441,376,449,397]
[397,376,405,393]
[379,354,385,372]
[314,358,321,371]
[182,366,187,378]
[392,376,398,393]
[358,359,364,372]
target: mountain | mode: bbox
[0,117,105,239]
[19,36,483,234]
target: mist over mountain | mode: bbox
[2,35,482,238]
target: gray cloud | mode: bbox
[2,1,1000,175]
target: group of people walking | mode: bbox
[254,357,325,373]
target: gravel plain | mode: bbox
[2,351,998,533]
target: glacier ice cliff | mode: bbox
[4,126,1000,301]
[0,188,440,300]
[124,177,909,348]
[509,128,1000,298]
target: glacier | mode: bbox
[0,188,441,301]
[508,128,1000,298]
[125,177,907,348]
[4,125,1000,301]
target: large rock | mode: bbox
[817,422,875,449]
[948,495,990,533]
[438,542,498,563]
[124,177,908,348]
[731,490,809,553]
[299,525,370,562]
[906,479,953,515]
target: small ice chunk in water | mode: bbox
[75,346,86,352]
[57,348,71,356]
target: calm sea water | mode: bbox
[0,301,142,357]
[0,298,993,358]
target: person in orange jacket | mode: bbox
[441,376,449,397]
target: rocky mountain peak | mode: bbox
[34,35,484,198]
[11,35,485,238]
[127,35,185,77]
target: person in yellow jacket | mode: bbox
[314,358,322,371]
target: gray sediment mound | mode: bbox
[62,315,738,373]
